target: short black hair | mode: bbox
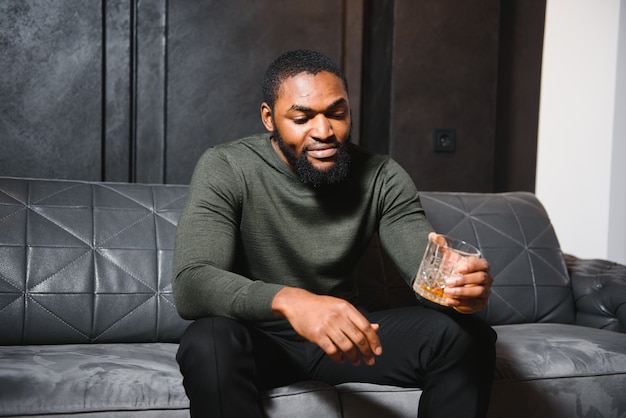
[262,49,349,109]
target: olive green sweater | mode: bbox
[172,133,433,321]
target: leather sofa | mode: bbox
[0,176,625,418]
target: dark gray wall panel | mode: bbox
[388,0,500,192]
[165,0,349,184]
[0,0,543,191]
[134,0,167,184]
[360,0,395,156]
[494,0,545,192]
[0,1,102,180]
[104,0,132,182]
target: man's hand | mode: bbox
[442,245,493,314]
[272,287,382,366]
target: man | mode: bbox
[173,49,496,417]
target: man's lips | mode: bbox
[305,145,339,159]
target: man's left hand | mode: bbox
[443,256,493,314]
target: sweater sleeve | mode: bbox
[172,149,285,321]
[376,158,434,287]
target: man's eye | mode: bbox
[293,118,309,125]
[329,112,346,119]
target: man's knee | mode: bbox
[428,312,496,367]
[176,317,263,417]
[451,314,496,374]
[176,316,253,368]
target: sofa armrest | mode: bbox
[565,254,626,333]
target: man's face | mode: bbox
[261,71,352,187]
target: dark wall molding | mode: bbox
[493,0,546,192]
[133,0,168,184]
[360,0,395,156]
[103,0,132,182]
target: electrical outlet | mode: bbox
[433,129,456,153]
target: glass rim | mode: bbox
[434,234,482,257]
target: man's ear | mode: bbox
[260,102,274,132]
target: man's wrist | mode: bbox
[271,286,302,319]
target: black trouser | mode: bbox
[176,306,497,418]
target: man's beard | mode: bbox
[273,129,351,188]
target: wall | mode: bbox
[1,1,545,194]
[360,0,501,192]
[536,0,626,264]
[493,0,546,192]
[0,2,103,180]
[0,0,364,185]
[389,0,500,192]
[611,1,626,265]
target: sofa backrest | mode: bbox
[0,177,191,345]
[355,192,576,326]
[0,177,575,346]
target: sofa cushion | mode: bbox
[0,343,188,417]
[261,381,343,418]
[489,323,626,418]
[337,383,421,417]
[0,177,191,345]
[329,324,626,418]
[420,192,575,325]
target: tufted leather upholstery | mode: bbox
[566,255,626,332]
[421,192,574,325]
[1,177,625,418]
[0,177,190,345]
[1,178,620,346]
[356,192,575,326]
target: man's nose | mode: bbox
[310,114,334,140]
